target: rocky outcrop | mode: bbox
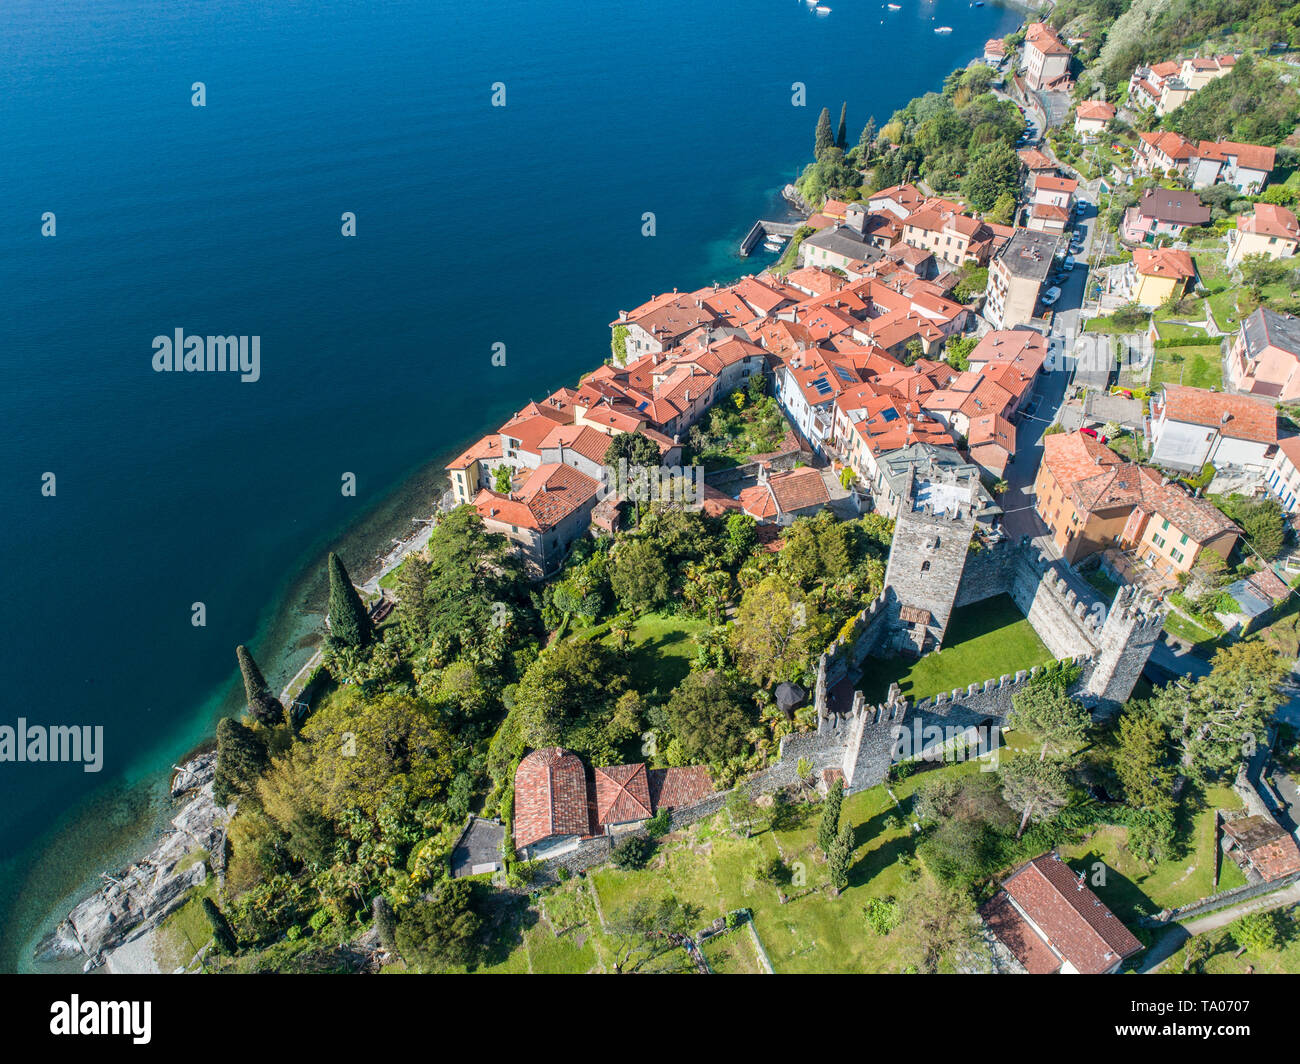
[48,753,232,969]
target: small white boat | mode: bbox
[934,26,953,33]
[887,3,901,8]
[815,5,831,13]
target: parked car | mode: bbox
[1079,426,1109,443]
[1041,286,1062,306]
[1063,255,1076,270]
[1075,199,1089,214]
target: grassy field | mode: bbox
[859,594,1053,704]
[572,610,708,698]
[1055,784,1246,926]
[1161,905,1300,974]
[1149,343,1223,390]
[1083,567,1122,603]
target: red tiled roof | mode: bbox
[1076,100,1116,121]
[593,762,654,826]
[1159,384,1277,444]
[1132,246,1196,280]
[981,890,1063,973]
[513,747,591,848]
[1239,202,1300,242]
[768,466,831,513]
[647,766,713,810]
[999,853,1143,974]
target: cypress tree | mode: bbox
[213,716,269,806]
[814,107,833,158]
[235,644,284,725]
[372,895,398,954]
[856,117,877,158]
[203,897,238,955]
[827,822,853,893]
[835,102,848,151]
[327,551,372,648]
[818,777,844,854]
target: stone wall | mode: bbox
[702,446,808,490]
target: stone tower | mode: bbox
[1082,584,1166,712]
[882,464,978,655]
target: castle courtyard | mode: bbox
[858,594,1053,706]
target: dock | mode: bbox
[739,219,802,257]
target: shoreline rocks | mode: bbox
[38,752,231,970]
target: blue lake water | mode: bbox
[0,0,1020,968]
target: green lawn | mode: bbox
[377,557,406,590]
[1163,607,1221,651]
[572,610,708,699]
[1162,905,1300,974]
[1084,314,1145,334]
[1149,344,1223,390]
[1055,784,1246,926]
[859,595,1053,705]
[1083,567,1122,603]
[700,924,767,973]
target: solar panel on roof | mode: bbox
[880,407,899,422]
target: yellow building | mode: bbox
[1126,247,1196,308]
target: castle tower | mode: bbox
[882,465,977,655]
[1082,584,1166,712]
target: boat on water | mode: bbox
[886,3,901,8]
[934,26,953,33]
[764,241,784,253]
[815,5,831,13]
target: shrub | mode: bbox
[610,835,655,870]
[644,807,672,839]
[864,897,901,936]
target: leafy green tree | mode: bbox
[513,639,628,755]
[945,335,979,370]
[326,552,372,649]
[818,777,844,854]
[235,644,285,726]
[214,716,269,807]
[729,574,821,687]
[1232,912,1281,959]
[725,512,758,565]
[1008,684,1091,761]
[666,669,752,764]
[417,507,527,663]
[492,464,515,493]
[1152,640,1285,779]
[961,142,1021,212]
[835,101,848,151]
[263,687,455,822]
[395,880,481,971]
[1000,757,1072,839]
[1113,707,1175,814]
[609,538,671,613]
[987,190,1017,226]
[815,106,834,159]
[827,821,854,892]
